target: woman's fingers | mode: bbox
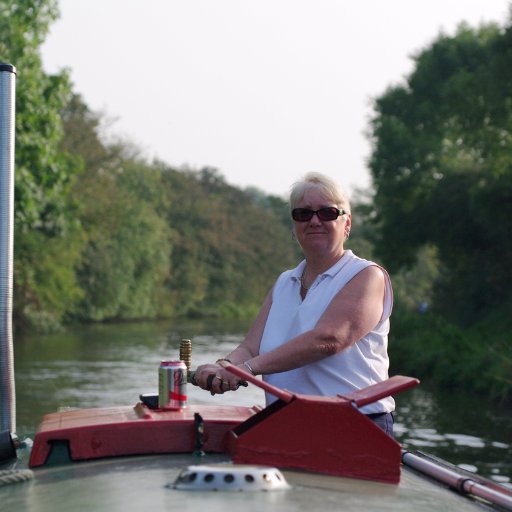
[195,364,219,388]
[209,373,242,395]
[195,363,244,394]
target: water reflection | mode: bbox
[13,320,511,486]
[394,388,511,487]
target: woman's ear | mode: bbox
[344,214,352,240]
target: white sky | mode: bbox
[42,0,510,198]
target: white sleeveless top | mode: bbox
[259,250,394,414]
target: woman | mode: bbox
[195,172,395,435]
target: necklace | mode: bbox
[300,267,310,290]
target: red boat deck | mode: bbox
[29,370,420,484]
[29,403,257,467]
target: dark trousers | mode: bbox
[366,412,394,437]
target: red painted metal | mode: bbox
[339,375,420,407]
[229,395,402,483]
[29,365,419,484]
[224,364,419,484]
[29,404,256,468]
[219,361,294,402]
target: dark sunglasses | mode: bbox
[291,207,347,222]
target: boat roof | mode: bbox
[2,451,496,512]
[2,367,510,511]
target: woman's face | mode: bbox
[293,187,351,258]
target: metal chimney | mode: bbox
[0,63,16,434]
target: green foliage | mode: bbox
[392,245,440,312]
[368,17,512,402]
[369,21,512,325]
[60,97,173,321]
[0,0,79,234]
[75,180,172,321]
[5,0,509,405]
[160,167,298,318]
[390,305,512,403]
[58,97,298,323]
[13,228,85,332]
[2,0,85,330]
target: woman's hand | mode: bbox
[194,363,243,395]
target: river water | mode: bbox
[12,319,512,487]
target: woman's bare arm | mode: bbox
[247,265,386,375]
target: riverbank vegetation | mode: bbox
[1,1,510,402]
[366,17,512,403]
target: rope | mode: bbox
[0,469,34,486]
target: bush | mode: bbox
[390,307,511,403]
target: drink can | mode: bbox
[158,360,187,409]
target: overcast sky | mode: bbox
[41,0,510,198]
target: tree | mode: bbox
[60,97,173,321]
[159,166,299,318]
[368,21,512,325]
[1,0,84,329]
[0,0,79,234]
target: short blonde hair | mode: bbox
[289,172,351,213]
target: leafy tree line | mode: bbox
[2,1,510,401]
[368,20,512,326]
[20,91,301,329]
[1,0,83,330]
[1,0,301,331]
[367,17,512,401]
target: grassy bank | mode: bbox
[389,300,512,404]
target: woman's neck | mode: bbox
[304,248,346,276]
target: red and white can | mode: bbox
[158,360,187,410]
